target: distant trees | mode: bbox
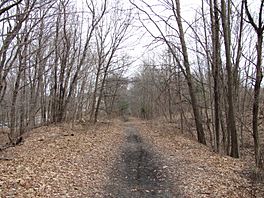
[89,0,132,123]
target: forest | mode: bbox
[0,0,263,183]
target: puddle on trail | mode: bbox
[104,126,177,198]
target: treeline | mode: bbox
[0,0,131,144]
[129,0,264,168]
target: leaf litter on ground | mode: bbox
[135,120,263,198]
[1,118,263,198]
[0,121,124,198]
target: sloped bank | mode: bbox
[136,120,257,198]
[0,121,123,197]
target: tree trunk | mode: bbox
[244,0,264,168]
[252,33,263,167]
[175,0,206,145]
[221,0,239,158]
[210,0,221,152]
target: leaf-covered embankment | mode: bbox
[0,121,123,197]
[136,120,262,198]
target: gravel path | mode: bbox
[104,124,179,197]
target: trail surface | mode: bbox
[105,125,179,197]
[0,120,259,197]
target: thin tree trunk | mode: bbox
[210,0,221,152]
[244,0,264,168]
[175,0,206,145]
[252,33,263,167]
[221,0,239,158]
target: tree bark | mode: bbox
[221,0,239,158]
[174,0,206,145]
[210,0,221,152]
[244,0,264,167]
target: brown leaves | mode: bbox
[0,122,123,197]
[137,121,254,198]
[1,119,262,197]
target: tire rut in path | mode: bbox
[104,125,177,197]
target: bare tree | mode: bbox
[90,1,132,123]
[209,0,222,152]
[130,0,207,144]
[0,0,34,104]
[220,0,239,158]
[244,0,264,168]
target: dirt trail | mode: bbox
[105,124,179,197]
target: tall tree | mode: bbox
[173,0,206,145]
[244,0,264,168]
[210,0,221,152]
[130,0,207,145]
[220,0,239,158]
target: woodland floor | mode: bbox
[0,118,263,197]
